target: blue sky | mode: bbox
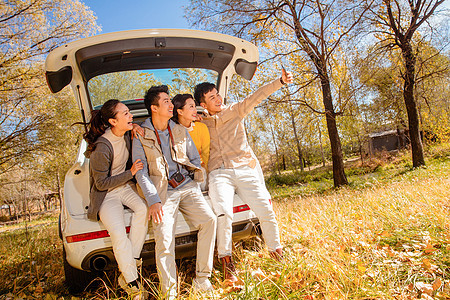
[82,0,191,33]
[83,0,449,34]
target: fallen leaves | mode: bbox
[356,261,367,273]
[422,258,432,270]
[415,282,433,296]
[432,277,442,291]
[220,279,244,293]
[423,243,437,255]
[379,230,392,238]
[414,278,444,298]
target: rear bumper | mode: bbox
[79,217,260,270]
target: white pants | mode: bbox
[98,183,148,283]
[153,181,216,299]
[208,165,281,258]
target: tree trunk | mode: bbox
[321,77,348,187]
[296,27,348,186]
[401,42,425,167]
[269,122,281,174]
[357,133,364,165]
[318,121,326,167]
[318,122,325,167]
[56,171,62,208]
[288,99,304,171]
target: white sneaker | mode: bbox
[192,276,214,292]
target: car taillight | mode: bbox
[233,204,250,213]
[233,199,272,213]
[66,226,130,243]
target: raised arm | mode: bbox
[234,69,293,118]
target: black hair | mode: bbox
[171,93,194,124]
[144,85,169,115]
[193,82,216,104]
[82,99,121,154]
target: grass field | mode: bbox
[0,146,449,299]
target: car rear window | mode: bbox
[87,68,218,109]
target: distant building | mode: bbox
[368,129,409,155]
[1,204,11,217]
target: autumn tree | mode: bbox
[0,0,99,175]
[415,48,450,141]
[366,0,446,167]
[186,0,373,186]
[88,71,160,106]
[246,101,286,173]
[357,34,450,151]
[170,68,218,94]
[356,50,407,133]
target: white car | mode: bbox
[45,29,263,294]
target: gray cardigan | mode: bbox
[86,133,133,221]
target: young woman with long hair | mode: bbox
[83,99,148,299]
[171,94,210,191]
[171,94,210,169]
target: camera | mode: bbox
[168,171,185,188]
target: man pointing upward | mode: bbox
[194,68,293,283]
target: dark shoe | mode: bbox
[221,256,238,283]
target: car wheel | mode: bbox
[63,247,99,295]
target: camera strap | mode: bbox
[151,119,182,175]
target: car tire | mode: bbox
[63,247,99,295]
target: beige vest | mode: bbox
[137,123,203,202]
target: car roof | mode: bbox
[45,29,259,94]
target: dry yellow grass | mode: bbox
[1,157,449,299]
[268,176,450,299]
[179,159,450,299]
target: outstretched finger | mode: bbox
[152,209,163,224]
[152,212,161,224]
